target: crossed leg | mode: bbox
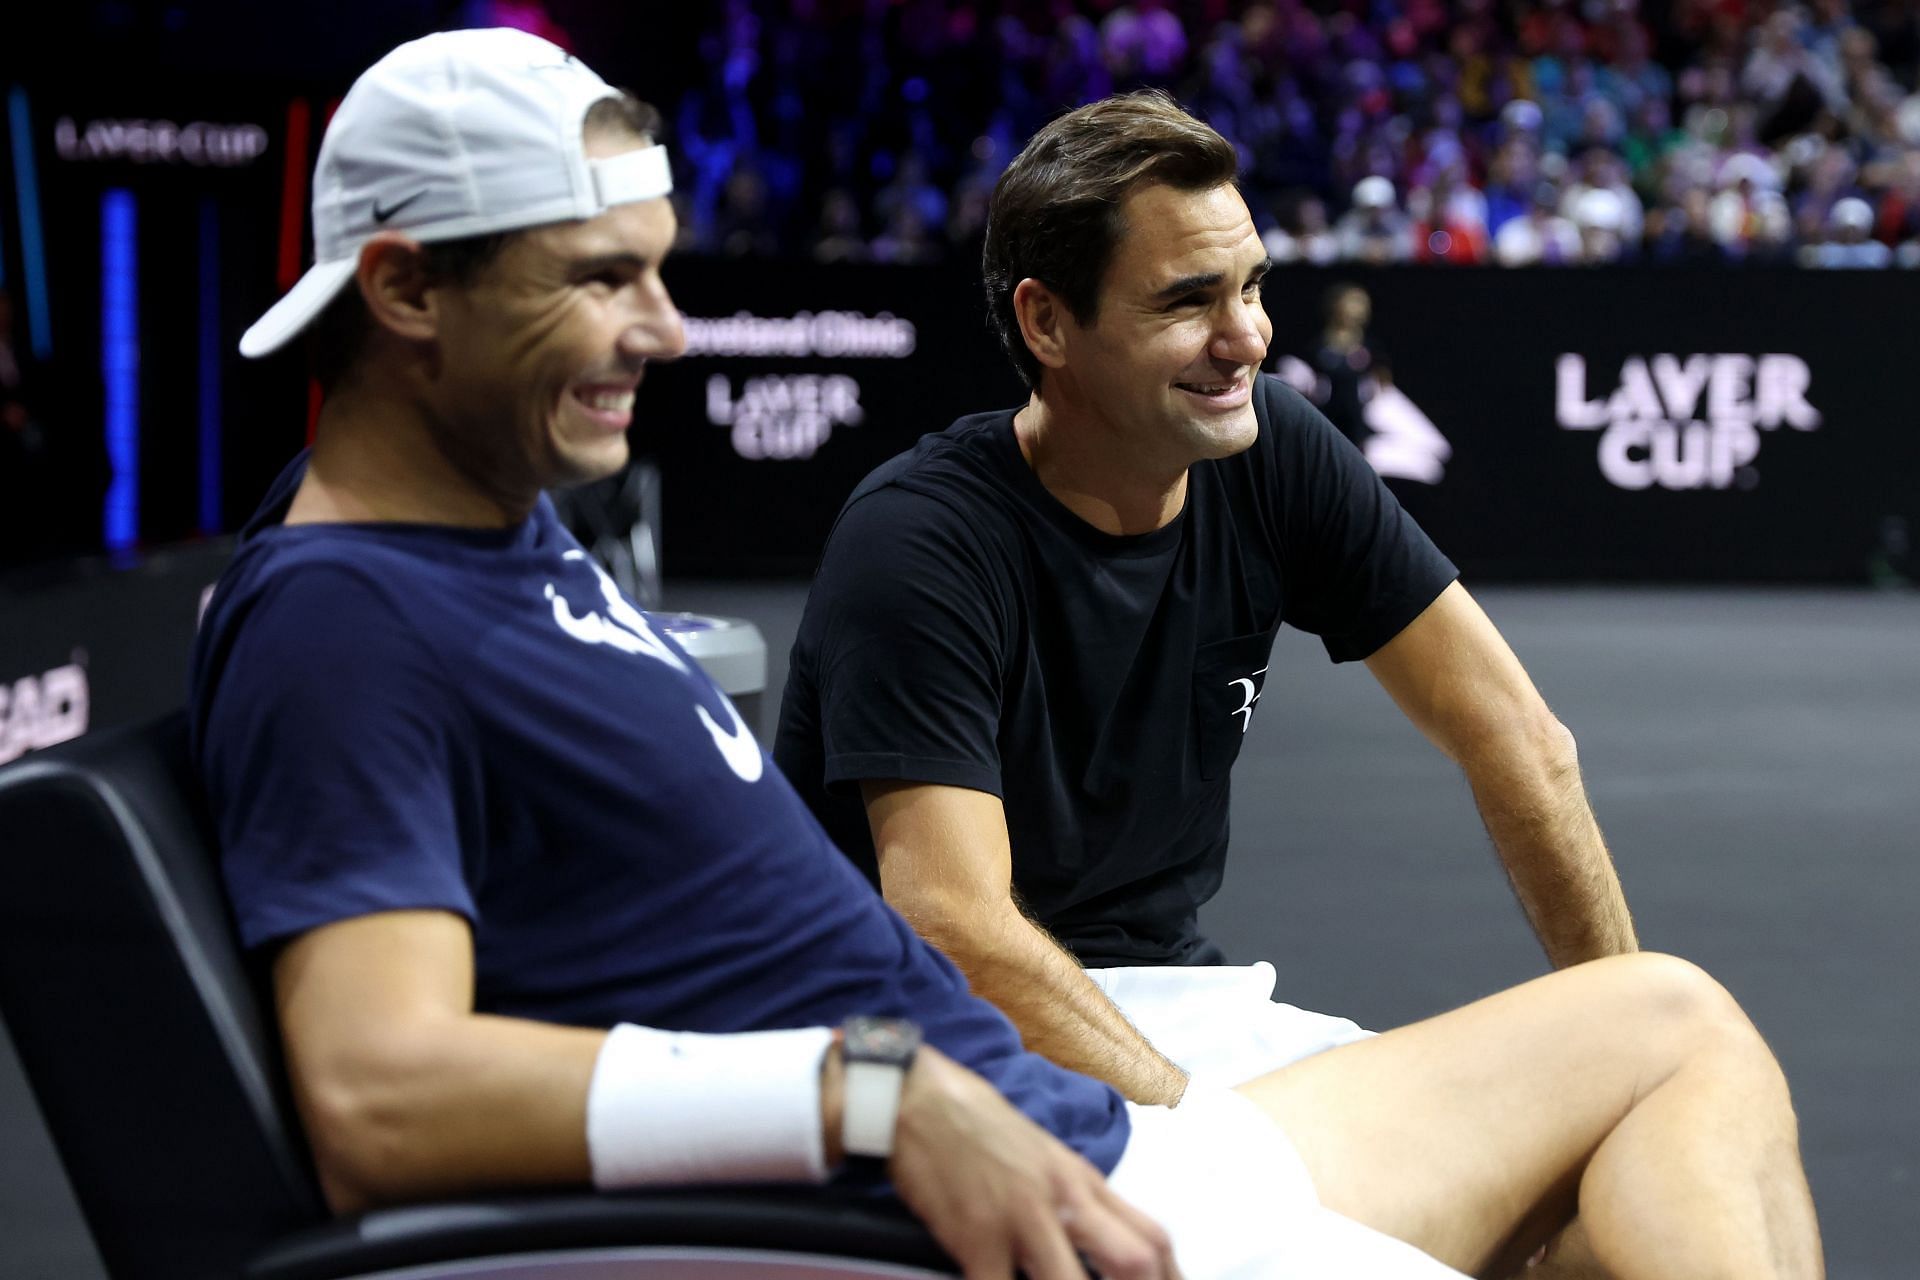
[1235,952,1822,1280]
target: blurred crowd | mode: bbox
[666,0,1920,267]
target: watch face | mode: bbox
[845,1015,923,1065]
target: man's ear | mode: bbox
[355,232,438,343]
[1011,277,1072,374]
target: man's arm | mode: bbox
[275,908,1176,1280]
[1362,581,1637,966]
[862,781,1190,1107]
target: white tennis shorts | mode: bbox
[1108,1085,1469,1279]
[1086,960,1371,1087]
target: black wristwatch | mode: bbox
[840,1016,922,1159]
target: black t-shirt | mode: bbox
[773,377,1457,967]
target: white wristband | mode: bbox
[585,1023,835,1189]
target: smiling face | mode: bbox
[426,133,685,505]
[1053,182,1272,472]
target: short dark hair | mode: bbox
[309,91,662,393]
[981,91,1238,391]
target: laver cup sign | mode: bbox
[1259,266,1919,582]
[648,260,1024,575]
[687,309,918,461]
[1555,354,1821,492]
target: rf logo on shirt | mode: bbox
[1228,666,1268,734]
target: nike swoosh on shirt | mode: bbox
[372,192,427,223]
[696,696,764,784]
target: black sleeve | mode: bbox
[801,485,1010,797]
[1264,379,1459,662]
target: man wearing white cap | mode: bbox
[1334,175,1413,262]
[192,29,1823,1280]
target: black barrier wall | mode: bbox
[641,262,1920,583]
[0,542,232,764]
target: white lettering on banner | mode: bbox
[54,116,270,167]
[681,311,917,359]
[0,664,91,765]
[1556,354,1821,491]
[706,374,864,461]
[1269,355,1453,484]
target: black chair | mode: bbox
[0,715,957,1280]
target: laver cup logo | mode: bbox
[1555,354,1821,491]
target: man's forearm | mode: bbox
[901,899,1189,1106]
[1465,731,1637,967]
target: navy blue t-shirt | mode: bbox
[189,455,1127,1172]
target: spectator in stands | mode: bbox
[654,0,1920,272]
[1495,181,1585,264]
[1711,151,1780,256]
[811,189,869,265]
[1650,184,1732,265]
[1335,176,1414,263]
[1411,166,1491,264]
[1482,136,1538,236]
[1564,148,1647,245]
[1746,7,1851,141]
[1875,146,1920,247]
[871,204,942,265]
[1805,194,1896,263]
[1262,193,1339,264]
[1749,189,1801,264]
[1572,187,1631,263]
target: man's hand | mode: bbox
[887,1046,1180,1280]
[864,780,1191,1106]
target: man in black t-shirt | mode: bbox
[775,93,1640,1113]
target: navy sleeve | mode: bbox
[1264,380,1459,662]
[802,486,1008,797]
[196,563,480,950]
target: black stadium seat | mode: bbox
[0,715,958,1279]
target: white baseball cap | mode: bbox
[240,27,673,358]
[1353,175,1396,209]
[1831,196,1874,232]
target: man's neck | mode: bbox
[1012,393,1187,537]
[287,385,533,529]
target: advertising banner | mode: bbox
[639,259,1027,575]
[1260,267,1920,583]
[645,261,1920,583]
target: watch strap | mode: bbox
[842,1057,907,1158]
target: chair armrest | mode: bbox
[244,1187,956,1280]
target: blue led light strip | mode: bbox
[7,88,52,359]
[102,190,139,552]
[198,200,222,534]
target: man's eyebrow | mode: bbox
[1151,258,1274,300]
[567,251,649,274]
[1151,271,1224,300]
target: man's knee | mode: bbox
[1607,952,1782,1088]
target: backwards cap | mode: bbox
[240,27,672,358]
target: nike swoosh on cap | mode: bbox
[372,192,427,223]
